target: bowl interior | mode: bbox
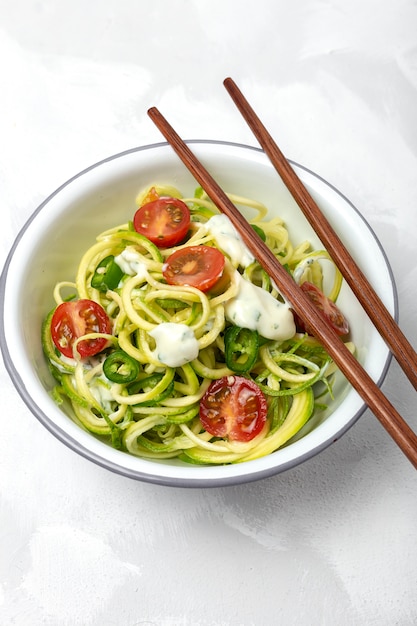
[0,141,396,486]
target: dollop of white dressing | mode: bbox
[149,323,199,367]
[114,247,148,278]
[204,214,254,267]
[225,272,296,341]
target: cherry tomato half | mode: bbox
[163,245,225,292]
[51,299,112,358]
[133,197,190,248]
[200,376,268,442]
[295,281,349,336]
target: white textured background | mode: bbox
[1,1,417,624]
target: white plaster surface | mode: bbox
[1,1,417,624]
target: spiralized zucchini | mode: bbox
[42,185,354,465]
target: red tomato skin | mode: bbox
[163,245,225,292]
[133,197,190,248]
[295,282,349,336]
[200,376,267,442]
[51,299,111,359]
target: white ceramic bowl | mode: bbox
[0,141,396,487]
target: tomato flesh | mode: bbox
[200,376,267,442]
[295,281,349,336]
[51,299,111,358]
[163,245,225,292]
[133,197,190,248]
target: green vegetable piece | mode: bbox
[91,255,123,292]
[251,224,266,241]
[127,372,174,406]
[224,326,259,373]
[194,186,205,199]
[103,350,140,384]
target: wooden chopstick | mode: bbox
[223,76,417,393]
[147,106,417,469]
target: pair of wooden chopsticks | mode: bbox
[147,77,417,470]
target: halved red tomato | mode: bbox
[163,245,225,292]
[295,281,349,336]
[140,186,160,205]
[51,299,112,358]
[133,197,190,247]
[200,376,268,442]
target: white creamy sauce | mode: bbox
[292,257,314,284]
[204,214,254,267]
[114,247,148,278]
[89,377,114,412]
[50,354,77,373]
[149,323,199,367]
[225,271,296,341]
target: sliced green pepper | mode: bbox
[224,326,259,373]
[91,255,123,292]
[103,350,140,384]
[251,224,266,241]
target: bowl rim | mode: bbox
[0,139,398,487]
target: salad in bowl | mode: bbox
[0,141,396,486]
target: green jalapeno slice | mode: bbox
[224,326,259,373]
[91,255,123,292]
[103,350,140,384]
[251,224,266,241]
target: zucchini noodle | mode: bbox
[42,184,354,465]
